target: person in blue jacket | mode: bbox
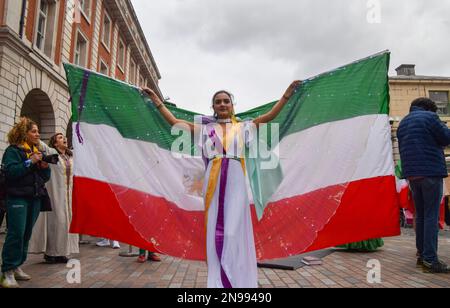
[397,97,450,274]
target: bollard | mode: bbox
[119,245,139,257]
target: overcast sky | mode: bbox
[132,0,450,114]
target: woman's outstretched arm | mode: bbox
[141,87,195,132]
[253,80,302,125]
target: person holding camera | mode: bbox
[0,117,51,288]
[29,134,79,264]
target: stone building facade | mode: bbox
[0,0,162,156]
[390,64,450,164]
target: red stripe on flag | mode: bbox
[70,177,159,253]
[71,176,400,261]
[306,176,400,253]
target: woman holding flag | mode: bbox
[142,81,301,288]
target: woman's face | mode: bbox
[26,124,40,146]
[54,134,67,150]
[213,93,234,119]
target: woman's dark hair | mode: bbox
[211,90,236,119]
[49,133,73,157]
[211,90,234,106]
[410,97,438,113]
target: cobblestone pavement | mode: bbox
[0,229,449,288]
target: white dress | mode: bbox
[30,144,79,257]
[200,118,258,288]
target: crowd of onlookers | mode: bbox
[0,117,159,288]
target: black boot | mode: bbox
[423,260,450,273]
[56,256,70,264]
[44,255,58,264]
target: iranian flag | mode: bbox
[65,51,400,261]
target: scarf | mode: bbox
[21,142,39,159]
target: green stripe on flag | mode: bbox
[64,52,390,151]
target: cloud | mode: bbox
[132,0,450,114]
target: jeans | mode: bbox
[409,177,443,264]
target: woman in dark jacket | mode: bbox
[0,117,51,288]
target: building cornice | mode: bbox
[389,77,450,85]
[125,0,161,79]
[104,0,163,98]
[0,26,68,89]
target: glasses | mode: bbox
[214,99,232,105]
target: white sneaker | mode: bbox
[0,271,20,288]
[14,267,31,281]
[96,239,111,247]
[112,241,121,249]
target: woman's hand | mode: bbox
[30,152,43,165]
[254,80,303,125]
[38,161,49,169]
[283,80,302,100]
[141,87,195,131]
[141,87,160,104]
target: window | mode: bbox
[129,58,136,85]
[102,11,112,49]
[430,91,450,115]
[35,0,58,59]
[99,60,109,75]
[118,39,125,71]
[139,75,145,87]
[79,0,91,20]
[74,31,88,67]
[36,1,48,51]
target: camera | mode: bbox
[42,154,59,165]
